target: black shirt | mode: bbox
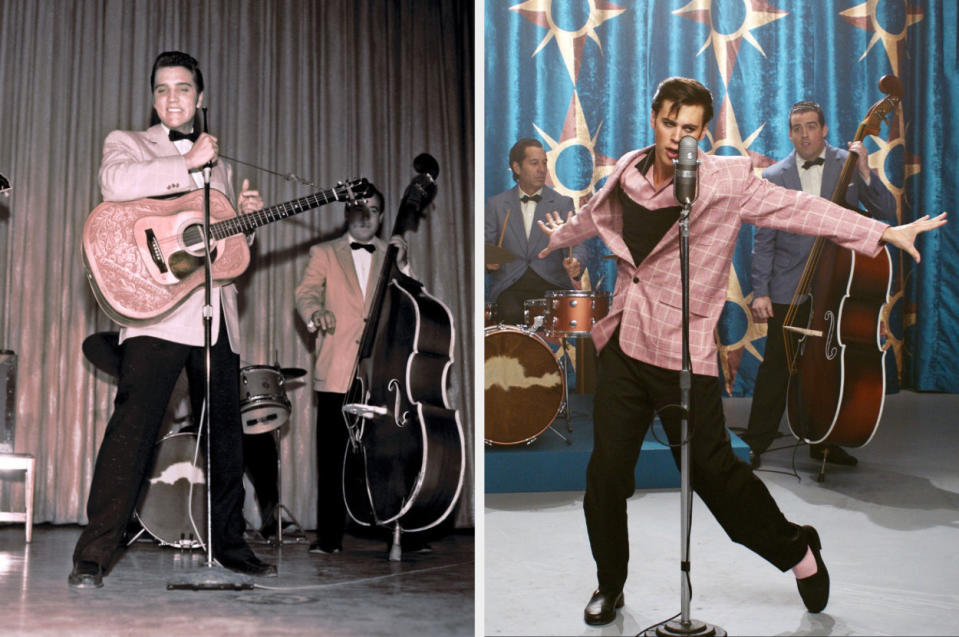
[619,153,681,265]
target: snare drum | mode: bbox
[522,298,547,333]
[484,302,498,327]
[545,290,610,337]
[484,325,563,445]
[136,432,206,548]
[240,365,292,435]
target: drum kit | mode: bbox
[239,364,306,435]
[132,363,309,548]
[82,331,308,548]
[484,288,609,446]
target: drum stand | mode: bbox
[264,427,308,545]
[168,141,252,591]
[559,337,574,433]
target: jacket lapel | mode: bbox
[334,237,363,299]
[781,151,804,192]
[506,187,528,250]
[820,144,843,199]
[363,237,388,313]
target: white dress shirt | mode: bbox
[519,188,543,238]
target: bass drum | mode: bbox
[484,325,563,445]
[136,432,206,548]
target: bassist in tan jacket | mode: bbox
[295,187,410,554]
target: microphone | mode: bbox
[673,135,700,206]
[201,106,213,180]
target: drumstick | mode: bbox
[497,209,510,247]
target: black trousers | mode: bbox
[742,301,810,454]
[315,390,349,550]
[495,268,564,325]
[585,331,807,594]
[72,320,251,568]
[243,432,278,528]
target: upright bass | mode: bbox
[341,155,465,558]
[784,75,903,456]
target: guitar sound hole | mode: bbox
[182,223,213,256]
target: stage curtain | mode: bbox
[0,0,474,528]
[484,0,958,396]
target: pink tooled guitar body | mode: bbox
[82,178,371,326]
[82,189,248,326]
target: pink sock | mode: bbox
[792,546,818,579]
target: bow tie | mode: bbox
[350,241,375,253]
[169,128,199,143]
[801,157,825,170]
[520,194,541,203]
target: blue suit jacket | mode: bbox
[751,143,897,303]
[484,185,587,302]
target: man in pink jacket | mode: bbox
[70,51,273,589]
[538,76,946,626]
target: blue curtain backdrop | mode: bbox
[484,0,958,395]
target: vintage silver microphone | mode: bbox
[673,135,701,206]
[647,135,726,637]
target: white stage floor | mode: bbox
[485,391,959,636]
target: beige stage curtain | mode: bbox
[0,0,474,528]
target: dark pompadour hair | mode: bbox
[508,138,543,182]
[651,76,714,126]
[150,51,204,93]
[788,101,825,127]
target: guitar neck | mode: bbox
[209,187,345,239]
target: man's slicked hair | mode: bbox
[508,138,544,182]
[651,76,714,126]
[151,51,204,94]
[788,101,825,127]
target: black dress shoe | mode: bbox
[217,552,277,577]
[810,444,858,466]
[796,526,829,613]
[308,542,342,555]
[68,561,103,589]
[584,589,624,626]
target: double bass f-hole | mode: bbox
[388,379,411,428]
[823,311,838,361]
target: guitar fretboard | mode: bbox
[210,187,345,240]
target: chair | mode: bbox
[0,453,35,542]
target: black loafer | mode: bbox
[68,561,104,589]
[584,589,624,626]
[217,553,277,577]
[796,526,829,613]
[308,542,342,555]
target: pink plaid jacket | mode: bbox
[546,146,888,376]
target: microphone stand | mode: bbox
[646,157,724,636]
[168,109,252,591]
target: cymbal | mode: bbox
[281,367,308,379]
[485,244,516,265]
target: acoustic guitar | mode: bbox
[82,178,370,326]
